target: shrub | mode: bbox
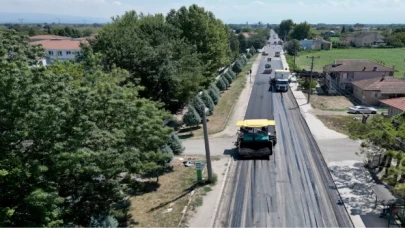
[162,144,174,159]
[216,77,227,91]
[238,57,246,65]
[246,53,252,59]
[242,55,248,64]
[89,215,119,228]
[224,72,233,84]
[249,46,256,55]
[228,69,236,79]
[208,86,219,105]
[168,132,184,155]
[183,105,201,128]
[232,60,243,73]
[191,96,206,118]
[299,78,317,91]
[210,84,221,96]
[201,90,215,115]
[221,76,229,88]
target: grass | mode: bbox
[329,37,340,42]
[310,94,354,111]
[295,48,405,77]
[178,54,259,138]
[316,115,355,135]
[129,155,200,227]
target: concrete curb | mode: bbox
[210,157,233,228]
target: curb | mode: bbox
[210,157,233,228]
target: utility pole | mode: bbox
[201,106,213,182]
[306,56,320,103]
[250,69,252,83]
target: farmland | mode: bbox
[295,48,405,77]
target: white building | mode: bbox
[30,38,88,65]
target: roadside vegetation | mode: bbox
[0,4,270,227]
[309,95,353,111]
[316,115,354,135]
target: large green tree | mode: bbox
[289,22,311,40]
[279,19,294,39]
[85,11,205,112]
[237,34,247,53]
[166,4,230,83]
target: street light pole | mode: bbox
[306,56,320,103]
[201,106,213,182]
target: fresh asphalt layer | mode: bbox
[215,31,353,227]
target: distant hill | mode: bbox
[0,12,110,24]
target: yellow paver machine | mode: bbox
[235,119,277,159]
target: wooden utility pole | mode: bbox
[201,106,213,182]
[306,56,320,103]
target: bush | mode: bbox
[249,46,256,55]
[216,78,227,91]
[246,53,252,59]
[89,215,119,228]
[201,90,215,115]
[221,76,229,88]
[224,72,233,84]
[162,144,174,159]
[168,132,184,155]
[183,105,201,128]
[210,84,221,95]
[208,86,219,105]
[191,96,206,118]
[228,69,236,79]
[232,60,243,73]
[299,78,317,91]
[238,57,246,65]
[242,55,248,64]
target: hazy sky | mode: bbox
[1,0,405,24]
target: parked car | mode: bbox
[348,106,377,114]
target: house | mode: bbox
[29,35,71,42]
[351,76,405,105]
[323,60,396,94]
[380,97,405,117]
[30,38,88,65]
[299,37,332,50]
[351,32,385,47]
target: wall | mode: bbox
[46,48,81,63]
[388,107,403,117]
[353,71,392,81]
[299,40,314,50]
[362,90,380,105]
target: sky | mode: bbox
[1,0,405,24]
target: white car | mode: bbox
[348,106,377,114]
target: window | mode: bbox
[371,92,378,98]
[342,73,347,79]
[66,51,71,55]
[48,51,54,56]
[57,51,63,56]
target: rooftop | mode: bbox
[30,39,88,50]
[380,97,405,111]
[324,59,396,72]
[29,35,71,41]
[351,76,405,94]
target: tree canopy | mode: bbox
[289,22,311,40]
[279,19,294,39]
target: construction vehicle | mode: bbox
[235,119,277,159]
[270,69,290,85]
[263,64,272,74]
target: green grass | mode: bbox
[295,48,405,77]
[329,37,340,42]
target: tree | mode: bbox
[286,39,301,55]
[183,105,201,130]
[228,69,236,79]
[299,78,317,90]
[238,34,247,53]
[166,5,230,83]
[168,132,184,155]
[341,26,346,34]
[89,215,119,228]
[279,19,294,39]
[82,28,93,37]
[246,53,252,59]
[249,46,256,55]
[232,60,243,73]
[247,34,266,50]
[227,28,240,61]
[191,96,206,118]
[201,90,215,115]
[85,11,205,112]
[224,71,233,84]
[221,75,230,88]
[208,86,219,104]
[289,22,311,40]
[216,77,227,91]
[348,27,355,32]
[28,27,36,36]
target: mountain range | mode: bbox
[0,12,110,24]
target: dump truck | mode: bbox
[235,119,277,159]
[263,64,272,74]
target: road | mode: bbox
[214,30,353,227]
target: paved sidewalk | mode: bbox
[282,55,389,228]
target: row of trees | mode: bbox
[5,24,94,38]
[274,19,313,41]
[348,113,405,198]
[86,5,240,113]
[183,55,250,128]
[384,27,405,47]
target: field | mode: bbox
[295,48,405,77]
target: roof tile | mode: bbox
[380,97,405,111]
[351,77,405,94]
[325,59,396,72]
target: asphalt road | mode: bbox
[214,30,353,227]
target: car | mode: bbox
[348,106,377,114]
[265,64,271,68]
[262,52,268,56]
[275,52,280,57]
[263,64,272,74]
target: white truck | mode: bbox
[270,69,290,92]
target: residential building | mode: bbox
[299,37,332,50]
[380,97,405,117]
[351,76,405,105]
[29,35,71,42]
[350,32,385,47]
[30,38,88,65]
[323,59,396,94]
